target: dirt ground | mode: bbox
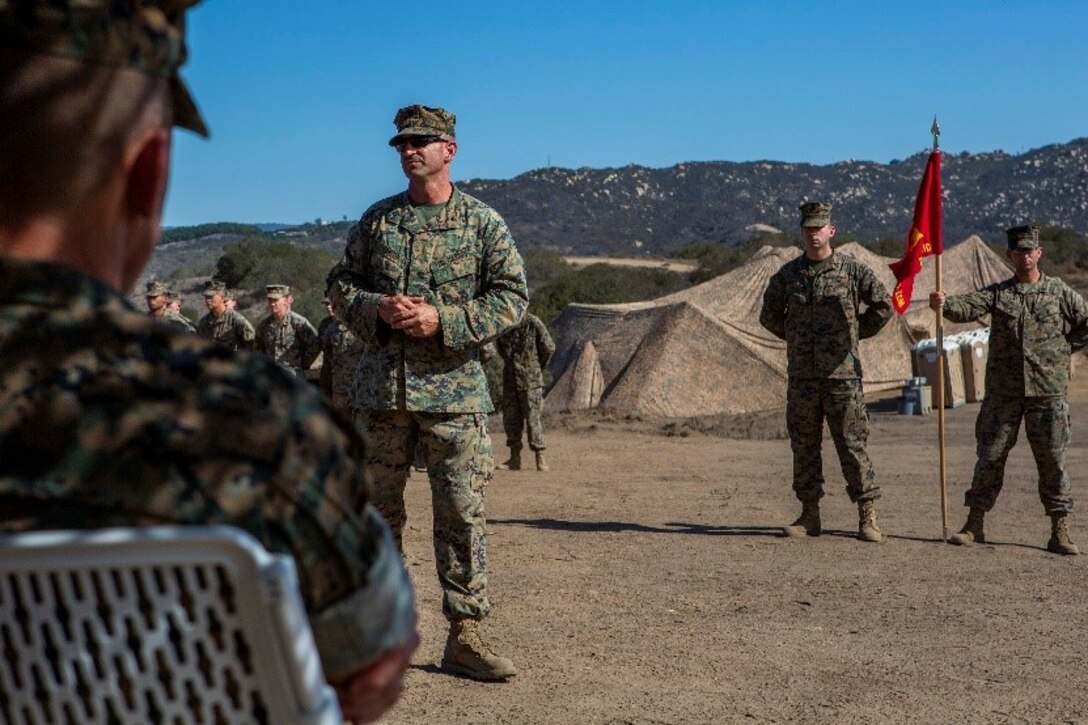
[384,372,1088,724]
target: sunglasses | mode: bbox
[393,135,447,151]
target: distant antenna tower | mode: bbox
[547,154,552,168]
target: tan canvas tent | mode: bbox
[545,237,1011,418]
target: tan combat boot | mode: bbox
[441,619,517,681]
[948,508,985,546]
[857,500,882,543]
[534,450,549,471]
[783,502,821,538]
[497,447,521,471]
[1047,513,1079,556]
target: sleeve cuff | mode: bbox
[438,305,469,350]
[308,505,416,680]
[343,292,385,342]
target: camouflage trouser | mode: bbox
[502,385,546,451]
[966,394,1074,514]
[786,378,879,504]
[354,409,493,621]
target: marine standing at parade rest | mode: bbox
[318,296,363,414]
[328,104,528,681]
[197,279,255,350]
[0,3,417,721]
[497,312,556,471]
[930,225,1088,555]
[145,280,195,332]
[255,283,320,377]
[760,202,894,542]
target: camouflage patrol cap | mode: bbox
[799,201,833,228]
[203,279,226,297]
[0,0,208,137]
[144,280,168,297]
[1006,224,1041,250]
[166,290,180,303]
[388,104,456,146]
[265,284,290,299]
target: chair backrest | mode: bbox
[0,526,342,725]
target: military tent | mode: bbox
[544,236,1011,418]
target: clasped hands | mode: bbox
[379,294,440,338]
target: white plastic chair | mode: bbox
[0,526,342,725]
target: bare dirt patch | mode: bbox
[385,375,1088,724]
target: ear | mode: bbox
[123,128,171,223]
[827,224,836,238]
[444,140,458,163]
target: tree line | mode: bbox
[203,226,1086,332]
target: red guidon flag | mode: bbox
[889,150,943,314]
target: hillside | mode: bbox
[459,137,1088,254]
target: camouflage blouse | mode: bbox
[0,258,414,677]
[941,274,1088,397]
[329,186,528,413]
[255,310,320,377]
[760,251,893,380]
[498,312,555,390]
[196,308,255,351]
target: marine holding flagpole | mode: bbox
[929,224,1088,555]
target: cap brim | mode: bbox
[171,75,209,138]
[388,127,447,146]
[800,220,830,228]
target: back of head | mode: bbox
[0,0,206,230]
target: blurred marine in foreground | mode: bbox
[0,2,416,721]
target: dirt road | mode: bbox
[384,377,1088,724]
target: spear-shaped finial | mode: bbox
[931,116,941,151]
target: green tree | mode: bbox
[161,222,261,244]
[214,239,339,323]
[529,263,691,325]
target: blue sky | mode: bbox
[166,0,1088,226]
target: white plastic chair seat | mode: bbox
[0,525,341,725]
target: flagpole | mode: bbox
[932,116,948,542]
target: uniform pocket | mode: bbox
[432,254,477,304]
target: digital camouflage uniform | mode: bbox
[760,251,893,504]
[162,308,196,333]
[318,315,363,412]
[498,312,555,452]
[0,259,415,680]
[256,309,320,377]
[145,281,196,334]
[940,274,1088,514]
[197,308,255,350]
[0,0,414,681]
[329,185,528,622]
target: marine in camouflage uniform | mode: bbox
[328,104,527,681]
[760,202,893,542]
[145,280,196,333]
[0,4,416,719]
[255,284,320,377]
[931,225,1088,555]
[497,312,556,471]
[318,297,363,413]
[196,279,255,351]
